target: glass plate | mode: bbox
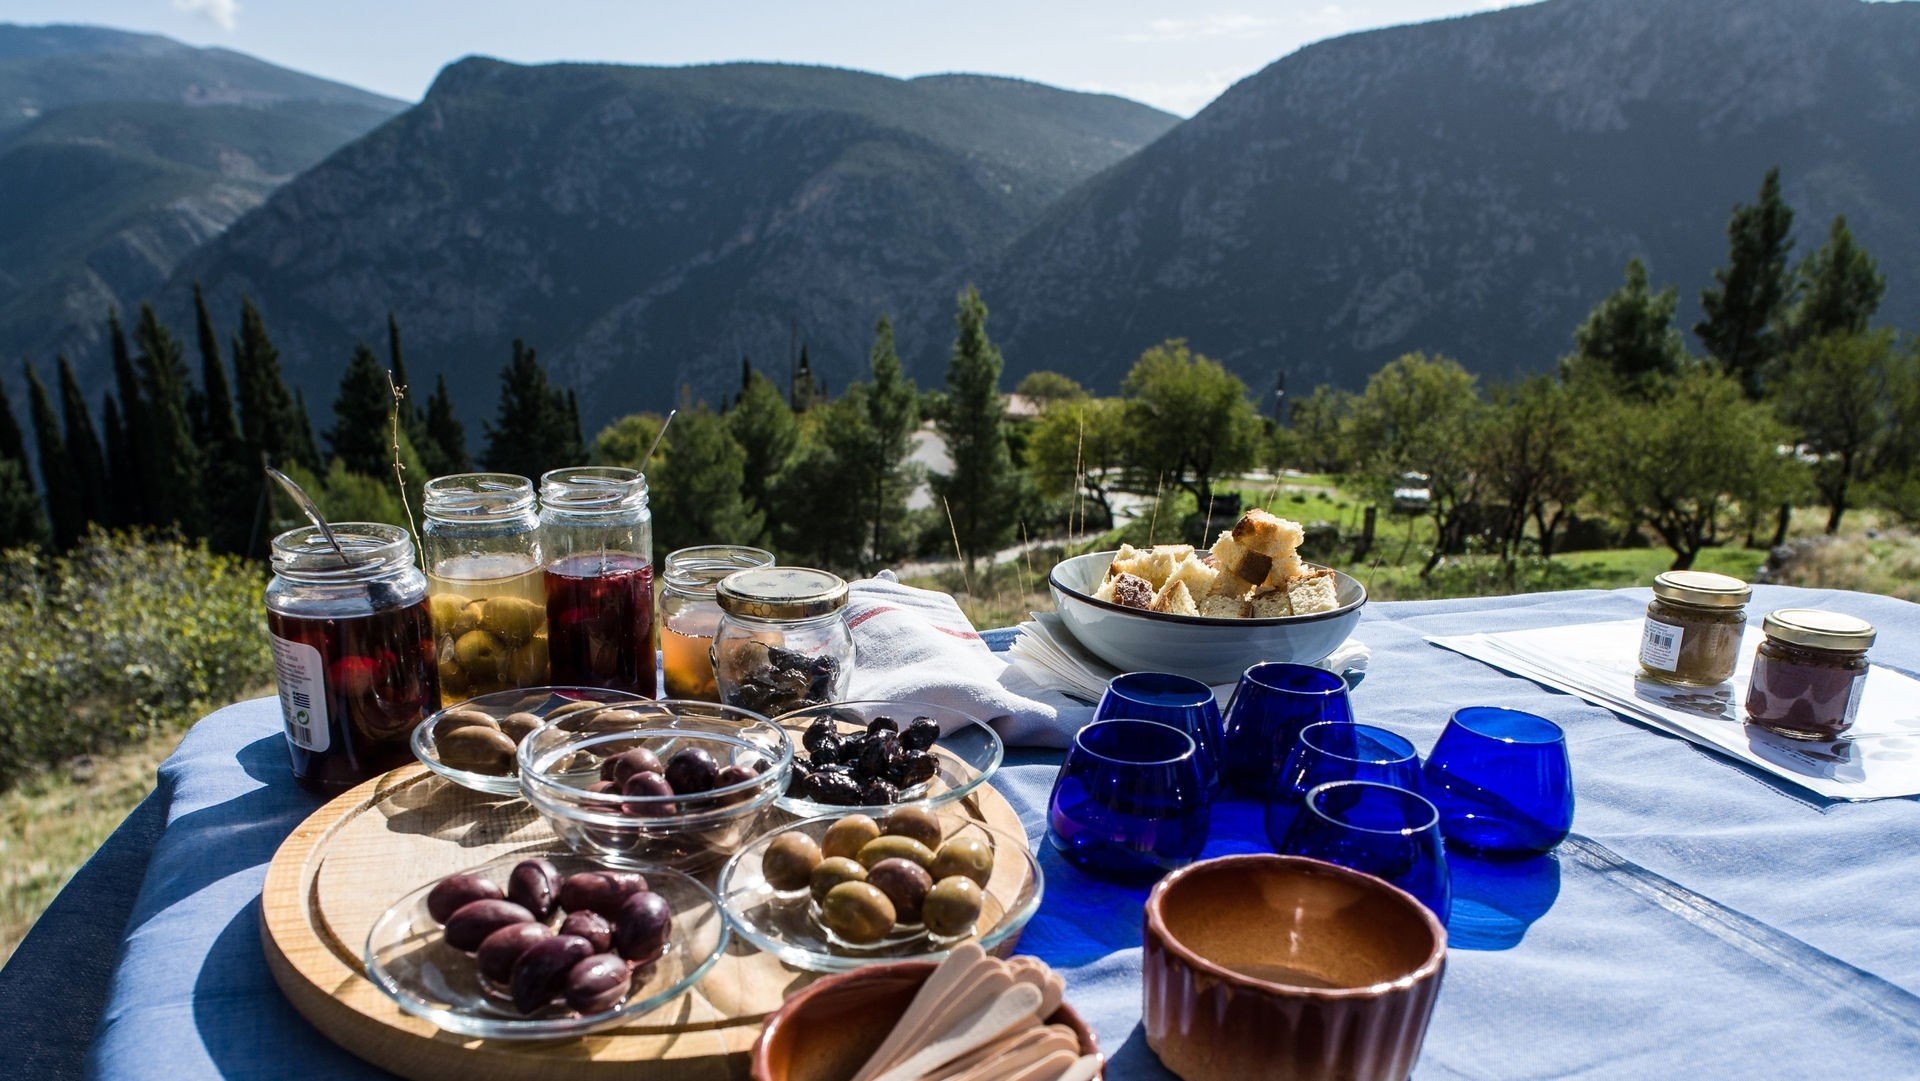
[364,849,729,1038]
[772,701,1004,817]
[411,686,642,796]
[719,811,1042,973]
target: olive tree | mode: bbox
[1120,339,1260,514]
[1346,353,1488,576]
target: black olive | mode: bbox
[866,715,899,736]
[901,718,940,752]
[787,765,814,797]
[802,717,837,755]
[811,734,843,767]
[768,646,811,670]
[860,779,901,805]
[838,733,870,764]
[859,735,897,778]
[807,771,863,806]
[897,751,938,787]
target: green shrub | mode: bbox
[0,530,270,787]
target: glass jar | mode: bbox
[265,523,439,794]
[421,474,547,702]
[1638,570,1751,686]
[1745,609,1875,741]
[539,467,655,696]
[660,545,776,700]
[713,567,853,716]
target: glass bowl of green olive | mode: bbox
[717,806,1043,973]
[412,687,642,796]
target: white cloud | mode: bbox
[173,0,240,32]
[1120,13,1280,44]
[1080,69,1248,116]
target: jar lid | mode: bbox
[1762,608,1876,651]
[1652,570,1751,607]
[716,567,848,620]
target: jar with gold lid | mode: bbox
[1745,609,1875,741]
[1638,570,1750,686]
[712,567,853,717]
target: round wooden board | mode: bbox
[260,764,1029,1081]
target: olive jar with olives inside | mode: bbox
[421,474,547,703]
[1638,570,1751,686]
[712,567,853,716]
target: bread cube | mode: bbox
[1249,588,1294,618]
[1286,570,1340,615]
[1210,530,1273,586]
[1106,544,1144,580]
[1198,592,1253,618]
[1163,552,1220,600]
[1130,545,1192,589]
[1149,579,1199,617]
[1232,509,1306,557]
[1107,572,1155,610]
[1260,553,1306,590]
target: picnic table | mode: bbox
[7,584,1920,1080]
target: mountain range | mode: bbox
[6,0,1918,436]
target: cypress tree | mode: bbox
[862,316,919,561]
[330,342,394,476]
[132,303,203,533]
[0,374,25,464]
[1779,215,1885,351]
[652,405,762,553]
[292,389,321,474]
[101,392,138,528]
[930,286,1023,574]
[1696,167,1796,397]
[58,357,109,528]
[25,364,82,547]
[728,366,796,529]
[0,381,47,548]
[1567,258,1688,389]
[423,375,471,475]
[108,310,148,525]
[232,298,317,474]
[189,286,251,552]
[483,340,575,480]
[566,389,585,466]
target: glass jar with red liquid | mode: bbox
[539,467,656,696]
[266,523,440,794]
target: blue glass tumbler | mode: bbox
[1219,662,1355,797]
[1422,707,1574,858]
[1266,722,1422,848]
[1280,780,1451,922]
[1095,671,1224,791]
[1047,719,1212,884]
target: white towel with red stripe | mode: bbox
[846,575,1093,749]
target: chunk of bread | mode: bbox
[1249,588,1294,618]
[1198,592,1253,618]
[1105,544,1143,580]
[1105,572,1155,610]
[1149,579,1199,617]
[1286,569,1340,615]
[1163,553,1220,601]
[1232,509,1305,558]
[1210,530,1273,586]
[1260,553,1306,590]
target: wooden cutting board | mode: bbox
[260,763,1027,1081]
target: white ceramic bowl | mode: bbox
[1047,550,1366,684]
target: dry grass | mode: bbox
[1766,528,1920,602]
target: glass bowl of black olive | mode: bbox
[770,701,1004,817]
[517,699,793,872]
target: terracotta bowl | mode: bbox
[1144,854,1446,1081]
[751,960,1101,1081]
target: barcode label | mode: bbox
[1639,618,1686,672]
[270,633,331,752]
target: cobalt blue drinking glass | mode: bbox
[1279,780,1451,923]
[1219,662,1355,797]
[1422,706,1574,858]
[1047,719,1212,884]
[1265,722,1422,848]
[1094,671,1224,791]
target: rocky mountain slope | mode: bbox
[986,0,1920,393]
[166,60,1177,426]
[0,24,403,371]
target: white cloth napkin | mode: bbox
[846,575,1093,749]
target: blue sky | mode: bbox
[6,1,1552,115]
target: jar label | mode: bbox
[1844,669,1868,727]
[1640,618,1686,671]
[270,633,331,753]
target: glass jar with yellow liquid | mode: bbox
[421,474,548,702]
[660,545,775,700]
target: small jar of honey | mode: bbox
[1638,570,1750,686]
[659,545,775,700]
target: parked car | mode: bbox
[1391,472,1432,514]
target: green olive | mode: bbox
[821,815,881,861]
[509,635,548,687]
[809,857,867,903]
[438,725,517,774]
[821,881,896,944]
[429,593,475,635]
[433,708,499,742]
[498,711,542,745]
[454,630,506,679]
[477,596,545,645]
[923,876,985,938]
[857,835,934,871]
[764,832,823,892]
[928,837,994,888]
[881,806,943,849]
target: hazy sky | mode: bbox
[9,1,1551,115]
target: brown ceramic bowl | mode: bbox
[1144,854,1446,1081]
[752,960,1101,1081]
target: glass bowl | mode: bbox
[718,810,1043,973]
[364,848,729,1039]
[413,687,640,796]
[517,699,793,872]
[772,701,1003,817]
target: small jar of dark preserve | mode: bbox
[539,467,655,696]
[266,523,439,794]
[1745,608,1875,741]
[712,567,853,716]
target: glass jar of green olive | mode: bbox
[1638,571,1750,686]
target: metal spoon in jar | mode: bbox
[266,466,355,566]
[637,409,675,476]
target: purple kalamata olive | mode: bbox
[509,934,594,1014]
[476,921,552,984]
[600,747,664,785]
[426,873,503,924]
[620,770,677,816]
[613,890,672,963]
[507,858,562,920]
[866,857,933,925]
[712,762,759,804]
[558,872,620,917]
[664,747,719,794]
[604,871,649,902]
[564,953,633,1014]
[443,898,535,952]
[585,779,614,794]
[560,910,614,952]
